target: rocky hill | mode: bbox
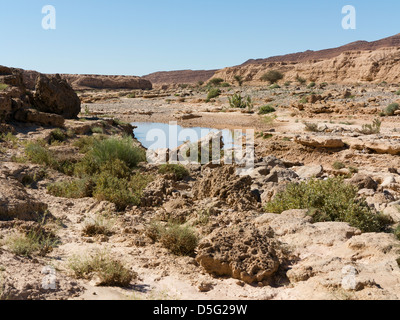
[241,33,400,65]
[20,70,152,91]
[212,47,400,84]
[143,69,217,85]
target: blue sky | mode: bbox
[0,0,398,76]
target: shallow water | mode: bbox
[131,122,240,150]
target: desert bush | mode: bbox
[303,122,320,132]
[49,129,66,144]
[333,161,346,170]
[260,70,283,84]
[206,88,221,102]
[68,251,134,287]
[220,82,230,88]
[265,177,389,233]
[259,105,276,115]
[358,118,381,135]
[127,92,136,98]
[158,164,189,181]
[307,82,316,89]
[296,76,307,85]
[385,103,400,116]
[6,228,59,257]
[47,178,95,199]
[234,75,244,86]
[208,78,224,86]
[25,142,57,167]
[0,83,8,91]
[93,172,152,211]
[91,127,104,134]
[82,215,114,237]
[146,222,198,256]
[81,137,145,175]
[228,93,253,109]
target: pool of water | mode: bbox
[131,122,240,150]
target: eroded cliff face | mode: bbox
[212,47,400,85]
[20,70,152,91]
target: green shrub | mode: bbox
[206,88,221,102]
[91,127,104,134]
[234,75,244,86]
[307,82,316,89]
[158,164,189,180]
[259,105,276,115]
[220,82,230,88]
[49,129,66,144]
[358,118,381,135]
[395,90,400,96]
[265,177,389,233]
[333,161,346,170]
[68,251,134,287]
[83,136,146,174]
[147,222,198,256]
[228,93,253,109]
[93,172,152,211]
[385,103,400,116]
[0,83,8,91]
[299,96,308,104]
[260,70,284,84]
[270,84,281,89]
[208,78,224,86]
[47,178,95,199]
[25,142,57,167]
[6,228,59,257]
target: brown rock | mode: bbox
[33,74,81,119]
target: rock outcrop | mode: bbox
[33,74,81,119]
[196,223,289,285]
[212,47,400,84]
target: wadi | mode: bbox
[2,32,400,300]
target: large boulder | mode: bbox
[33,74,81,119]
[196,223,289,285]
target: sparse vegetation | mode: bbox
[260,70,284,84]
[385,103,400,116]
[333,161,346,170]
[68,251,135,287]
[49,129,66,144]
[206,88,221,102]
[259,105,276,115]
[146,222,198,256]
[303,122,320,132]
[82,215,114,237]
[0,83,8,91]
[228,93,253,109]
[47,178,95,199]
[208,78,224,86]
[265,177,390,233]
[358,118,381,135]
[158,164,189,181]
[296,76,307,85]
[234,75,244,86]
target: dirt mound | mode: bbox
[196,223,290,285]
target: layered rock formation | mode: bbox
[21,70,152,91]
[143,69,217,85]
[212,47,400,84]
